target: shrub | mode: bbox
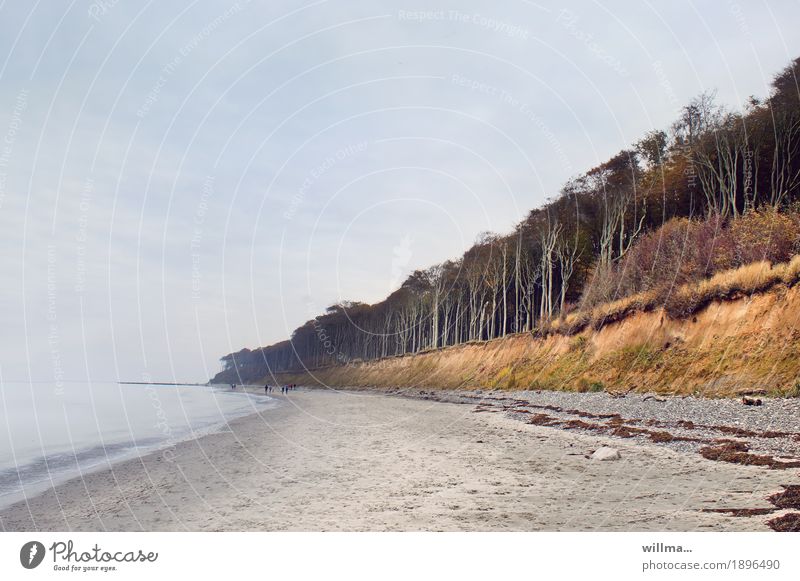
[580,262,621,309]
[581,208,800,320]
[622,218,698,294]
[574,206,800,331]
[576,378,604,392]
[728,209,800,267]
[693,212,734,274]
[583,216,732,310]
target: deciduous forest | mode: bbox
[217,57,800,384]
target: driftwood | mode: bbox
[643,394,667,402]
[609,386,636,399]
[741,397,763,406]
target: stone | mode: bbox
[591,446,621,461]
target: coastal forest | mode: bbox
[216,57,800,384]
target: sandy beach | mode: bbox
[1,389,796,532]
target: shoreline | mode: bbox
[0,385,276,514]
[1,389,798,531]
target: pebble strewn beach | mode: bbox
[398,389,800,460]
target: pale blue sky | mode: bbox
[1,0,798,382]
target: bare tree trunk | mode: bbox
[556,229,581,313]
[539,221,561,321]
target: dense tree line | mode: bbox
[216,57,800,383]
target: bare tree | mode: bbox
[539,218,561,321]
[556,228,582,313]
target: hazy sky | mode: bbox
[1,0,798,383]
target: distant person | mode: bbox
[264,384,269,394]
[231,383,236,390]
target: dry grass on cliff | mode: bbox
[544,255,800,336]
[666,257,800,317]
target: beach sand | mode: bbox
[0,389,794,531]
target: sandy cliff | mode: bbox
[270,285,800,397]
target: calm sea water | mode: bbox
[0,381,275,509]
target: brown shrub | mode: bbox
[580,263,623,310]
[574,209,800,327]
[581,216,724,311]
[728,209,800,266]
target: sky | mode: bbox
[0,0,798,384]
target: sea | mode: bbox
[0,381,276,510]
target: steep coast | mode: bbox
[268,285,800,397]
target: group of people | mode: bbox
[264,383,297,394]
[228,383,298,395]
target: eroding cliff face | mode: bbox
[269,286,800,397]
